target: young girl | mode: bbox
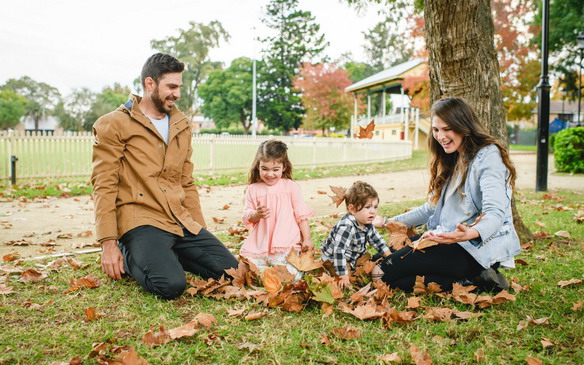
[239,140,314,270]
[321,181,391,289]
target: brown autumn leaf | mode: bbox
[212,217,225,224]
[378,353,401,363]
[490,290,516,305]
[244,311,268,321]
[526,357,543,365]
[423,307,454,322]
[84,307,103,322]
[356,120,375,139]
[514,259,528,266]
[282,293,306,312]
[100,345,149,365]
[410,344,432,365]
[533,230,551,239]
[168,320,200,340]
[384,220,410,250]
[2,253,20,262]
[571,300,582,312]
[386,308,418,324]
[413,275,427,294]
[554,230,571,238]
[557,278,583,288]
[286,248,323,272]
[316,190,327,195]
[227,308,246,317]
[20,269,47,283]
[453,310,484,320]
[474,348,485,361]
[0,284,15,295]
[65,257,88,269]
[534,220,546,228]
[142,326,171,348]
[195,313,217,329]
[262,267,282,293]
[332,326,361,340]
[76,230,93,237]
[329,185,347,207]
[319,335,331,344]
[225,261,251,288]
[350,282,372,303]
[321,302,334,316]
[540,338,554,348]
[221,204,231,210]
[573,210,584,224]
[56,233,73,239]
[427,282,442,293]
[408,237,439,252]
[340,302,385,320]
[407,296,422,309]
[65,274,100,292]
[452,283,478,305]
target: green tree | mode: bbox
[151,21,230,118]
[83,84,130,131]
[54,88,96,131]
[0,90,28,129]
[342,59,377,83]
[533,0,584,101]
[363,1,414,72]
[199,57,261,134]
[1,76,61,131]
[259,0,327,133]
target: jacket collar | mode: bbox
[119,94,190,142]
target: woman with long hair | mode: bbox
[372,97,521,292]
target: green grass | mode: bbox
[510,144,537,152]
[0,151,428,199]
[1,189,582,364]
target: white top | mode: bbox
[146,114,169,144]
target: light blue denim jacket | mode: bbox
[393,144,521,269]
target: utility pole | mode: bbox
[252,27,258,137]
[535,0,550,192]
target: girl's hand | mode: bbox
[255,204,271,220]
[426,224,479,244]
[301,239,314,252]
[338,275,352,289]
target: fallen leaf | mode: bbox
[340,302,385,320]
[554,230,571,238]
[142,326,171,348]
[410,344,432,365]
[3,253,20,262]
[557,278,582,288]
[84,307,103,322]
[474,348,485,361]
[423,307,454,322]
[286,248,323,272]
[195,313,217,329]
[0,284,15,295]
[65,274,100,292]
[534,220,546,228]
[221,204,231,210]
[262,267,282,293]
[533,231,551,239]
[76,230,92,237]
[571,300,582,311]
[56,233,73,239]
[212,217,225,224]
[526,357,543,365]
[378,352,401,363]
[407,296,422,309]
[244,311,268,321]
[319,335,331,344]
[413,276,427,294]
[431,335,455,346]
[329,185,347,207]
[573,210,584,223]
[227,308,246,317]
[316,190,327,195]
[453,310,483,320]
[540,338,554,348]
[168,320,200,339]
[20,269,47,283]
[321,303,334,316]
[350,282,372,303]
[514,259,528,266]
[332,326,361,340]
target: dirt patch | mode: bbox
[1,153,581,258]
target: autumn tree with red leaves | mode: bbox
[293,63,362,135]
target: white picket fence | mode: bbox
[0,131,412,182]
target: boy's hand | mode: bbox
[338,275,352,289]
[301,239,314,252]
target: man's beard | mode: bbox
[151,85,173,114]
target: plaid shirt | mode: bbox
[321,214,390,276]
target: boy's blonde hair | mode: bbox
[345,181,378,211]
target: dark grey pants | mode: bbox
[119,225,238,299]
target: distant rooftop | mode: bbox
[345,58,426,94]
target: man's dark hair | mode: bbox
[140,53,185,87]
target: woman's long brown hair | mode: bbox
[427,97,517,205]
[247,140,293,184]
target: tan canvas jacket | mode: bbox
[91,94,206,243]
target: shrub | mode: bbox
[553,127,584,173]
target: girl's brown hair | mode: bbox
[247,140,293,184]
[427,97,517,205]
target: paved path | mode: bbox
[1,153,582,258]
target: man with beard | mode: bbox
[91,53,238,299]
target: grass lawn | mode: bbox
[0,151,429,199]
[0,189,582,364]
[510,145,537,152]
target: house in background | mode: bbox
[531,100,583,127]
[345,59,430,149]
[15,116,62,133]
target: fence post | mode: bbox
[209,134,215,175]
[312,139,317,170]
[10,155,18,186]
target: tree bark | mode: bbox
[424,0,532,241]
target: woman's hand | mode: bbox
[372,215,386,228]
[424,224,479,244]
[338,274,352,289]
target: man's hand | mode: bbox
[101,240,125,280]
[424,224,479,244]
[338,274,352,289]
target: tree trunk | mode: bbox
[424,0,532,241]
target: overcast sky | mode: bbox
[0,0,386,96]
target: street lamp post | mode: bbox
[535,0,550,192]
[576,31,584,126]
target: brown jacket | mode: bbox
[91,94,206,243]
